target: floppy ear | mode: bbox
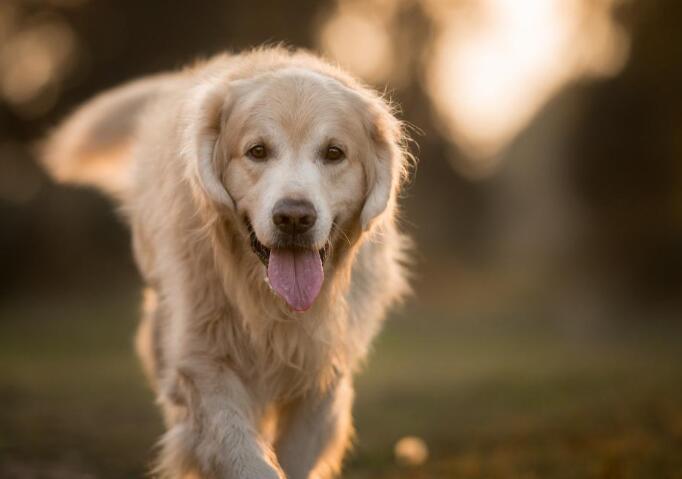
[360,101,404,231]
[183,77,235,209]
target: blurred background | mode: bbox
[1,0,681,477]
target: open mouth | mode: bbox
[246,220,329,267]
[245,219,329,312]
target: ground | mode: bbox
[1,290,681,478]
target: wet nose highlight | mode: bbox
[272,198,317,235]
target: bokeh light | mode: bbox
[0,4,80,118]
[319,0,630,176]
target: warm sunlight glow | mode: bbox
[0,11,78,117]
[428,0,567,161]
[318,0,630,176]
[425,0,629,172]
[318,1,398,83]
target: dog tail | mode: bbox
[40,73,179,199]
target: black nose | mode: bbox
[272,198,317,235]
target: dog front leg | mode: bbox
[157,358,285,479]
[275,375,354,479]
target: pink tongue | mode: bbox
[267,248,324,311]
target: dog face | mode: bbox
[223,70,367,256]
[190,67,403,311]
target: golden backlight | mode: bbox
[319,0,630,176]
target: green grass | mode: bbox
[1,291,681,478]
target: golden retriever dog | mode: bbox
[42,47,411,479]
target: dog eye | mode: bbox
[324,146,345,162]
[247,144,268,160]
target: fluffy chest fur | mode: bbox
[143,205,357,401]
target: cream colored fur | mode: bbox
[42,47,411,479]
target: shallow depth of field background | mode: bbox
[1,1,682,478]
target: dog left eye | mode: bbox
[247,144,268,160]
[324,146,345,162]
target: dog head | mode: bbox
[185,59,405,312]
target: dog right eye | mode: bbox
[247,144,268,160]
